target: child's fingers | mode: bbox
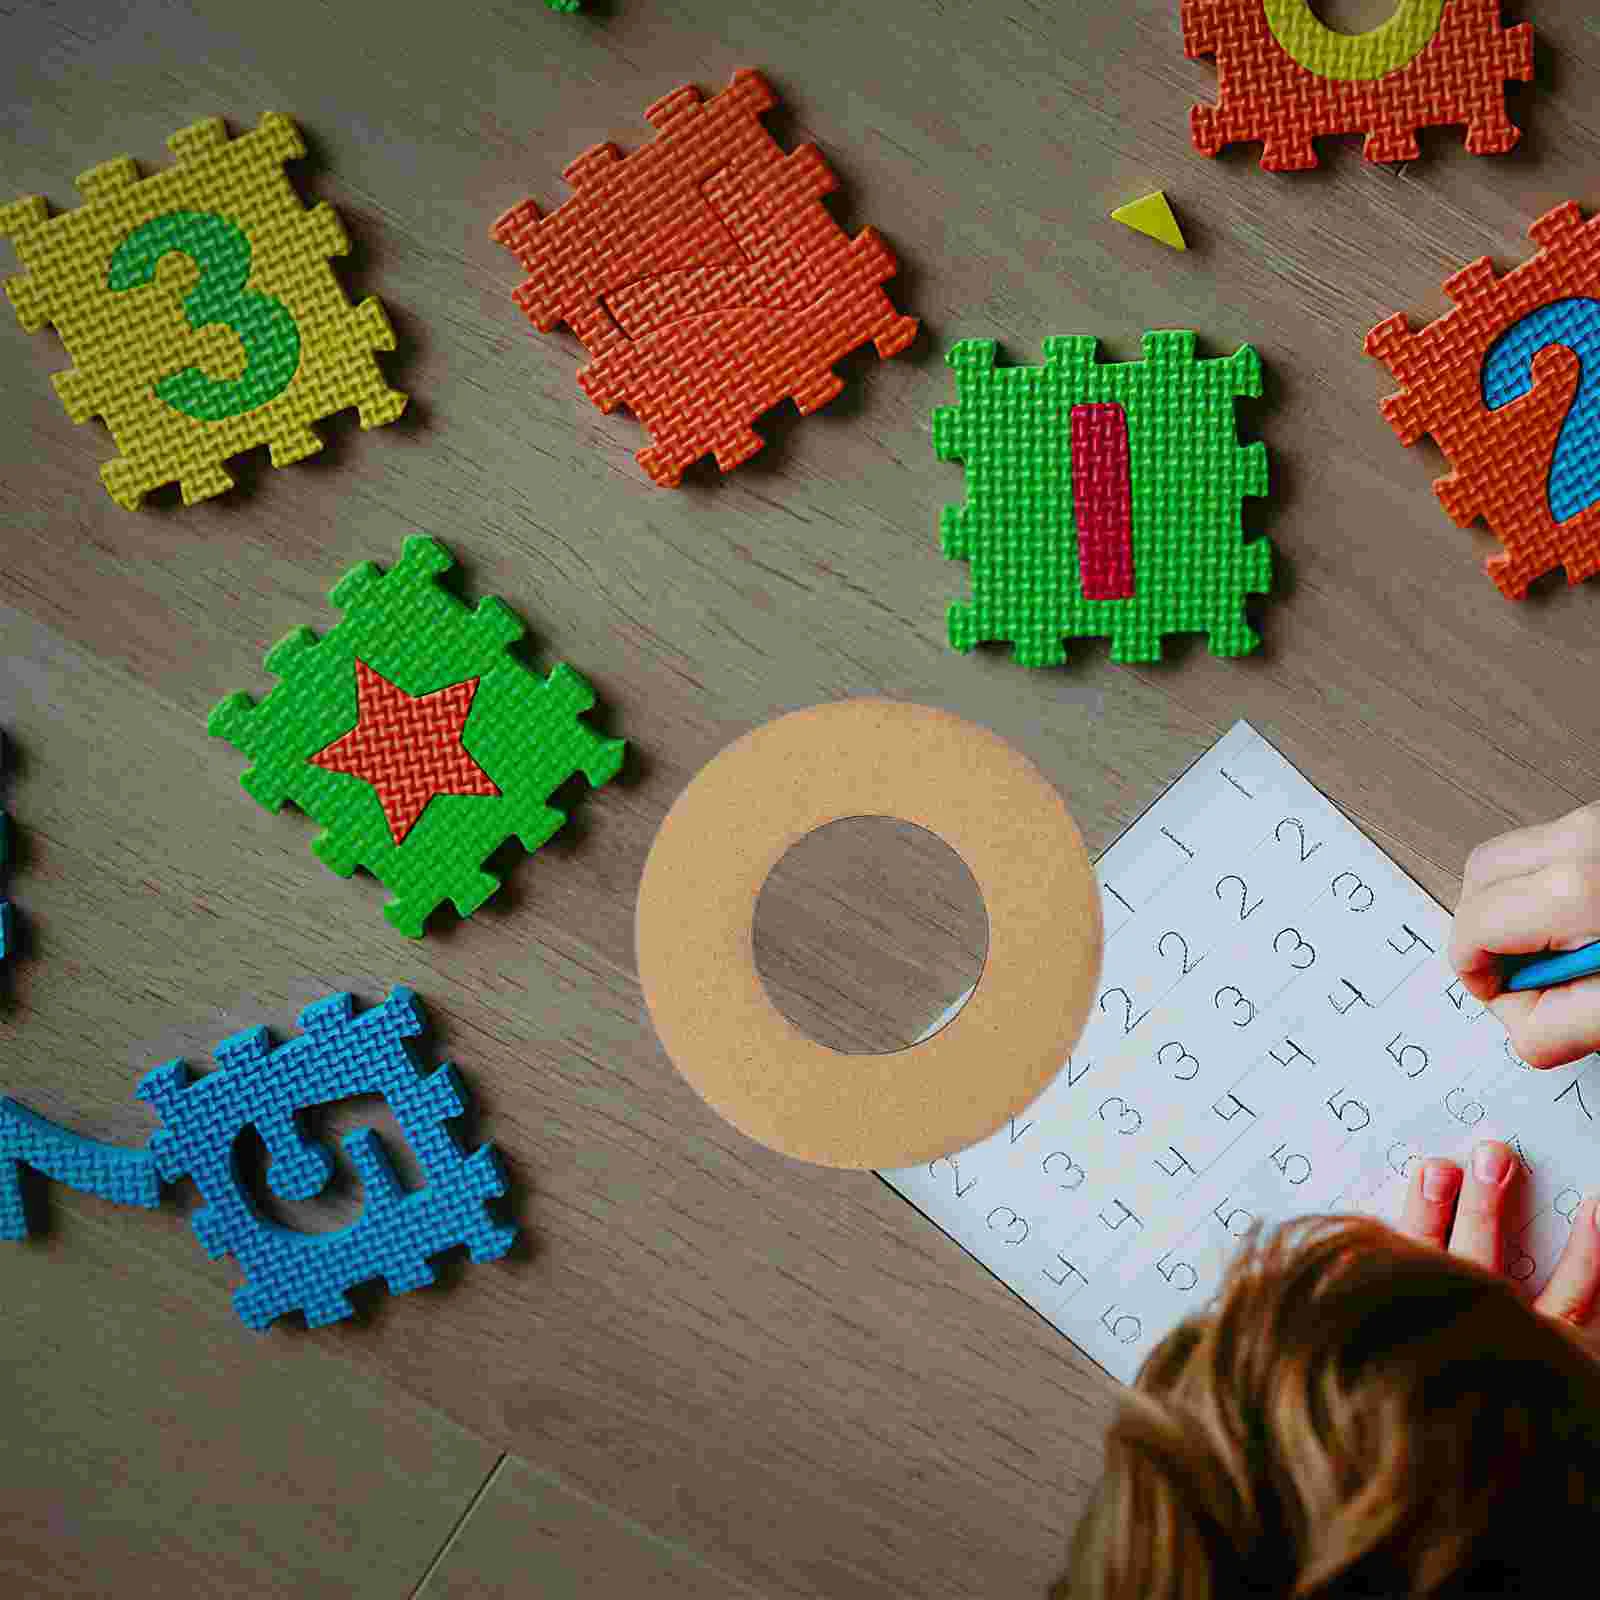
[1461,807,1600,902]
[1487,979,1600,1069]
[1532,1194,1600,1330]
[1447,1141,1518,1272]
[1395,1159,1463,1250]
[1448,861,1600,1002]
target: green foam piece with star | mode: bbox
[933,330,1273,666]
[209,536,626,936]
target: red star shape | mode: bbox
[309,659,500,845]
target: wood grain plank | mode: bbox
[417,1454,760,1599]
[3,0,1600,1595]
[0,1206,498,1598]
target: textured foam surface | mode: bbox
[137,987,516,1330]
[934,332,1272,666]
[1367,202,1600,599]
[0,113,406,508]
[1183,0,1533,171]
[0,1097,162,1239]
[210,536,625,936]
[491,67,917,486]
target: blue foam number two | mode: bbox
[1482,297,1600,525]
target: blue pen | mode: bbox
[1503,939,1600,993]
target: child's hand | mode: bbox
[1450,806,1600,1068]
[1397,1140,1600,1351]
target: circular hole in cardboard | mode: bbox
[752,817,990,1056]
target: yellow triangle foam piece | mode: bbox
[1112,191,1186,252]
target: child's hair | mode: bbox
[1057,1214,1600,1599]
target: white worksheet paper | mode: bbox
[881,721,1600,1384]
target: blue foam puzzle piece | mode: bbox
[136,986,517,1330]
[0,1096,163,1238]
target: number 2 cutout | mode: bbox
[108,209,300,421]
[1482,297,1600,525]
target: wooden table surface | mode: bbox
[3,1,1597,1594]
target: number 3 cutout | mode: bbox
[108,209,300,421]
[1482,297,1600,525]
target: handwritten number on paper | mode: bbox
[1161,828,1195,860]
[1273,927,1317,970]
[1557,1078,1595,1123]
[1158,930,1204,976]
[1270,1142,1313,1185]
[1009,1118,1033,1145]
[1212,1092,1255,1124]
[1213,1200,1254,1236]
[1098,1097,1143,1136]
[1159,1040,1200,1081]
[1446,1085,1487,1127]
[1388,923,1435,956]
[1157,1251,1199,1292]
[1386,1032,1430,1079]
[1099,1198,1143,1232]
[928,1155,977,1198]
[1332,871,1375,912]
[1101,1305,1143,1344]
[1329,979,1372,1016]
[1445,978,1486,1020]
[1065,1054,1092,1089]
[1044,1254,1087,1289]
[1042,1151,1087,1190]
[1214,874,1264,921]
[1275,817,1322,862]
[1325,1090,1371,1132]
[1100,988,1151,1036]
[987,1206,1028,1245]
[1387,1142,1420,1179]
[1213,985,1256,1027]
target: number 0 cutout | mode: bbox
[108,208,300,421]
[635,701,1102,1169]
[1264,0,1445,82]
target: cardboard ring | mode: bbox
[635,700,1102,1169]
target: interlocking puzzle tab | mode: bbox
[1368,203,1600,600]
[934,332,1272,666]
[1183,0,1533,171]
[0,113,406,508]
[209,536,625,936]
[491,68,918,486]
[138,987,516,1330]
[0,1098,162,1240]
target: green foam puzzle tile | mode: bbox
[209,536,626,936]
[933,331,1273,666]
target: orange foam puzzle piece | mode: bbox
[1367,202,1600,600]
[491,69,917,486]
[1183,0,1533,172]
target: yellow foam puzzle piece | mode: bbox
[1111,191,1187,252]
[0,113,406,510]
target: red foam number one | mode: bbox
[1070,402,1135,600]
